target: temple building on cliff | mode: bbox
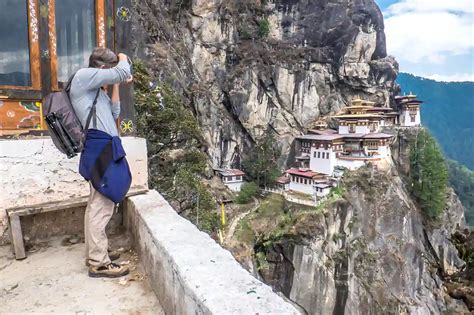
[276,96,424,200]
[395,94,423,127]
[215,169,245,192]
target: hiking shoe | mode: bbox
[108,250,121,261]
[85,250,121,267]
[88,262,130,278]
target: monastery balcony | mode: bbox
[338,155,383,161]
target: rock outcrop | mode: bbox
[253,129,469,314]
[131,0,398,168]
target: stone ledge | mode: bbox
[125,190,300,314]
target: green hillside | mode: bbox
[397,73,474,226]
[397,73,474,170]
[447,160,474,227]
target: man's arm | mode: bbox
[111,83,121,119]
[84,53,131,90]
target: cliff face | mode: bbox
[250,129,469,314]
[131,0,398,168]
[130,1,471,313]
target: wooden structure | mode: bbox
[0,0,135,136]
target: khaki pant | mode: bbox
[84,182,115,267]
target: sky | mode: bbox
[376,0,474,82]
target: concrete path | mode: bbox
[224,197,260,244]
[0,241,163,314]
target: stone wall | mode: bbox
[125,190,301,314]
[0,137,148,244]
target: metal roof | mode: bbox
[286,168,324,178]
[216,169,245,176]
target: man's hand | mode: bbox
[124,75,133,84]
[117,53,128,62]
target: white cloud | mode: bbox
[424,73,474,82]
[386,0,474,15]
[383,0,474,70]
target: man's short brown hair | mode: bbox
[89,47,118,68]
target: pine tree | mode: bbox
[410,129,448,219]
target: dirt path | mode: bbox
[224,197,260,245]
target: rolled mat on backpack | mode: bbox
[79,129,132,204]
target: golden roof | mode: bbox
[334,113,384,119]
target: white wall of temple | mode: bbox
[400,109,420,127]
[310,147,336,175]
[289,181,314,195]
[225,181,244,192]
[314,187,331,198]
[222,176,243,183]
[335,158,366,170]
[338,125,349,134]
[356,125,370,133]
[364,144,390,158]
[377,145,390,157]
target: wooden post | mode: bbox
[96,0,107,47]
[9,215,26,260]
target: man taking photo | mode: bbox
[70,47,133,278]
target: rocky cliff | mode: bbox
[131,0,398,168]
[129,1,471,313]
[252,129,469,314]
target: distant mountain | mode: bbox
[397,73,474,170]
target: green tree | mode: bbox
[410,129,448,219]
[258,18,270,38]
[133,60,219,233]
[242,133,281,187]
[236,182,259,204]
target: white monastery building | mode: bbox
[215,169,245,192]
[395,95,423,127]
[277,96,425,199]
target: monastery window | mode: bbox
[55,0,97,85]
[304,179,307,185]
[314,151,317,158]
[317,152,321,158]
[411,116,416,122]
[0,0,37,87]
[326,152,329,159]
[236,176,241,181]
[349,125,356,133]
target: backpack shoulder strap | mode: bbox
[84,89,101,131]
[65,71,78,93]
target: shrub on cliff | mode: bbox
[242,133,281,187]
[258,18,270,38]
[410,129,448,219]
[133,60,219,233]
[236,182,259,204]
